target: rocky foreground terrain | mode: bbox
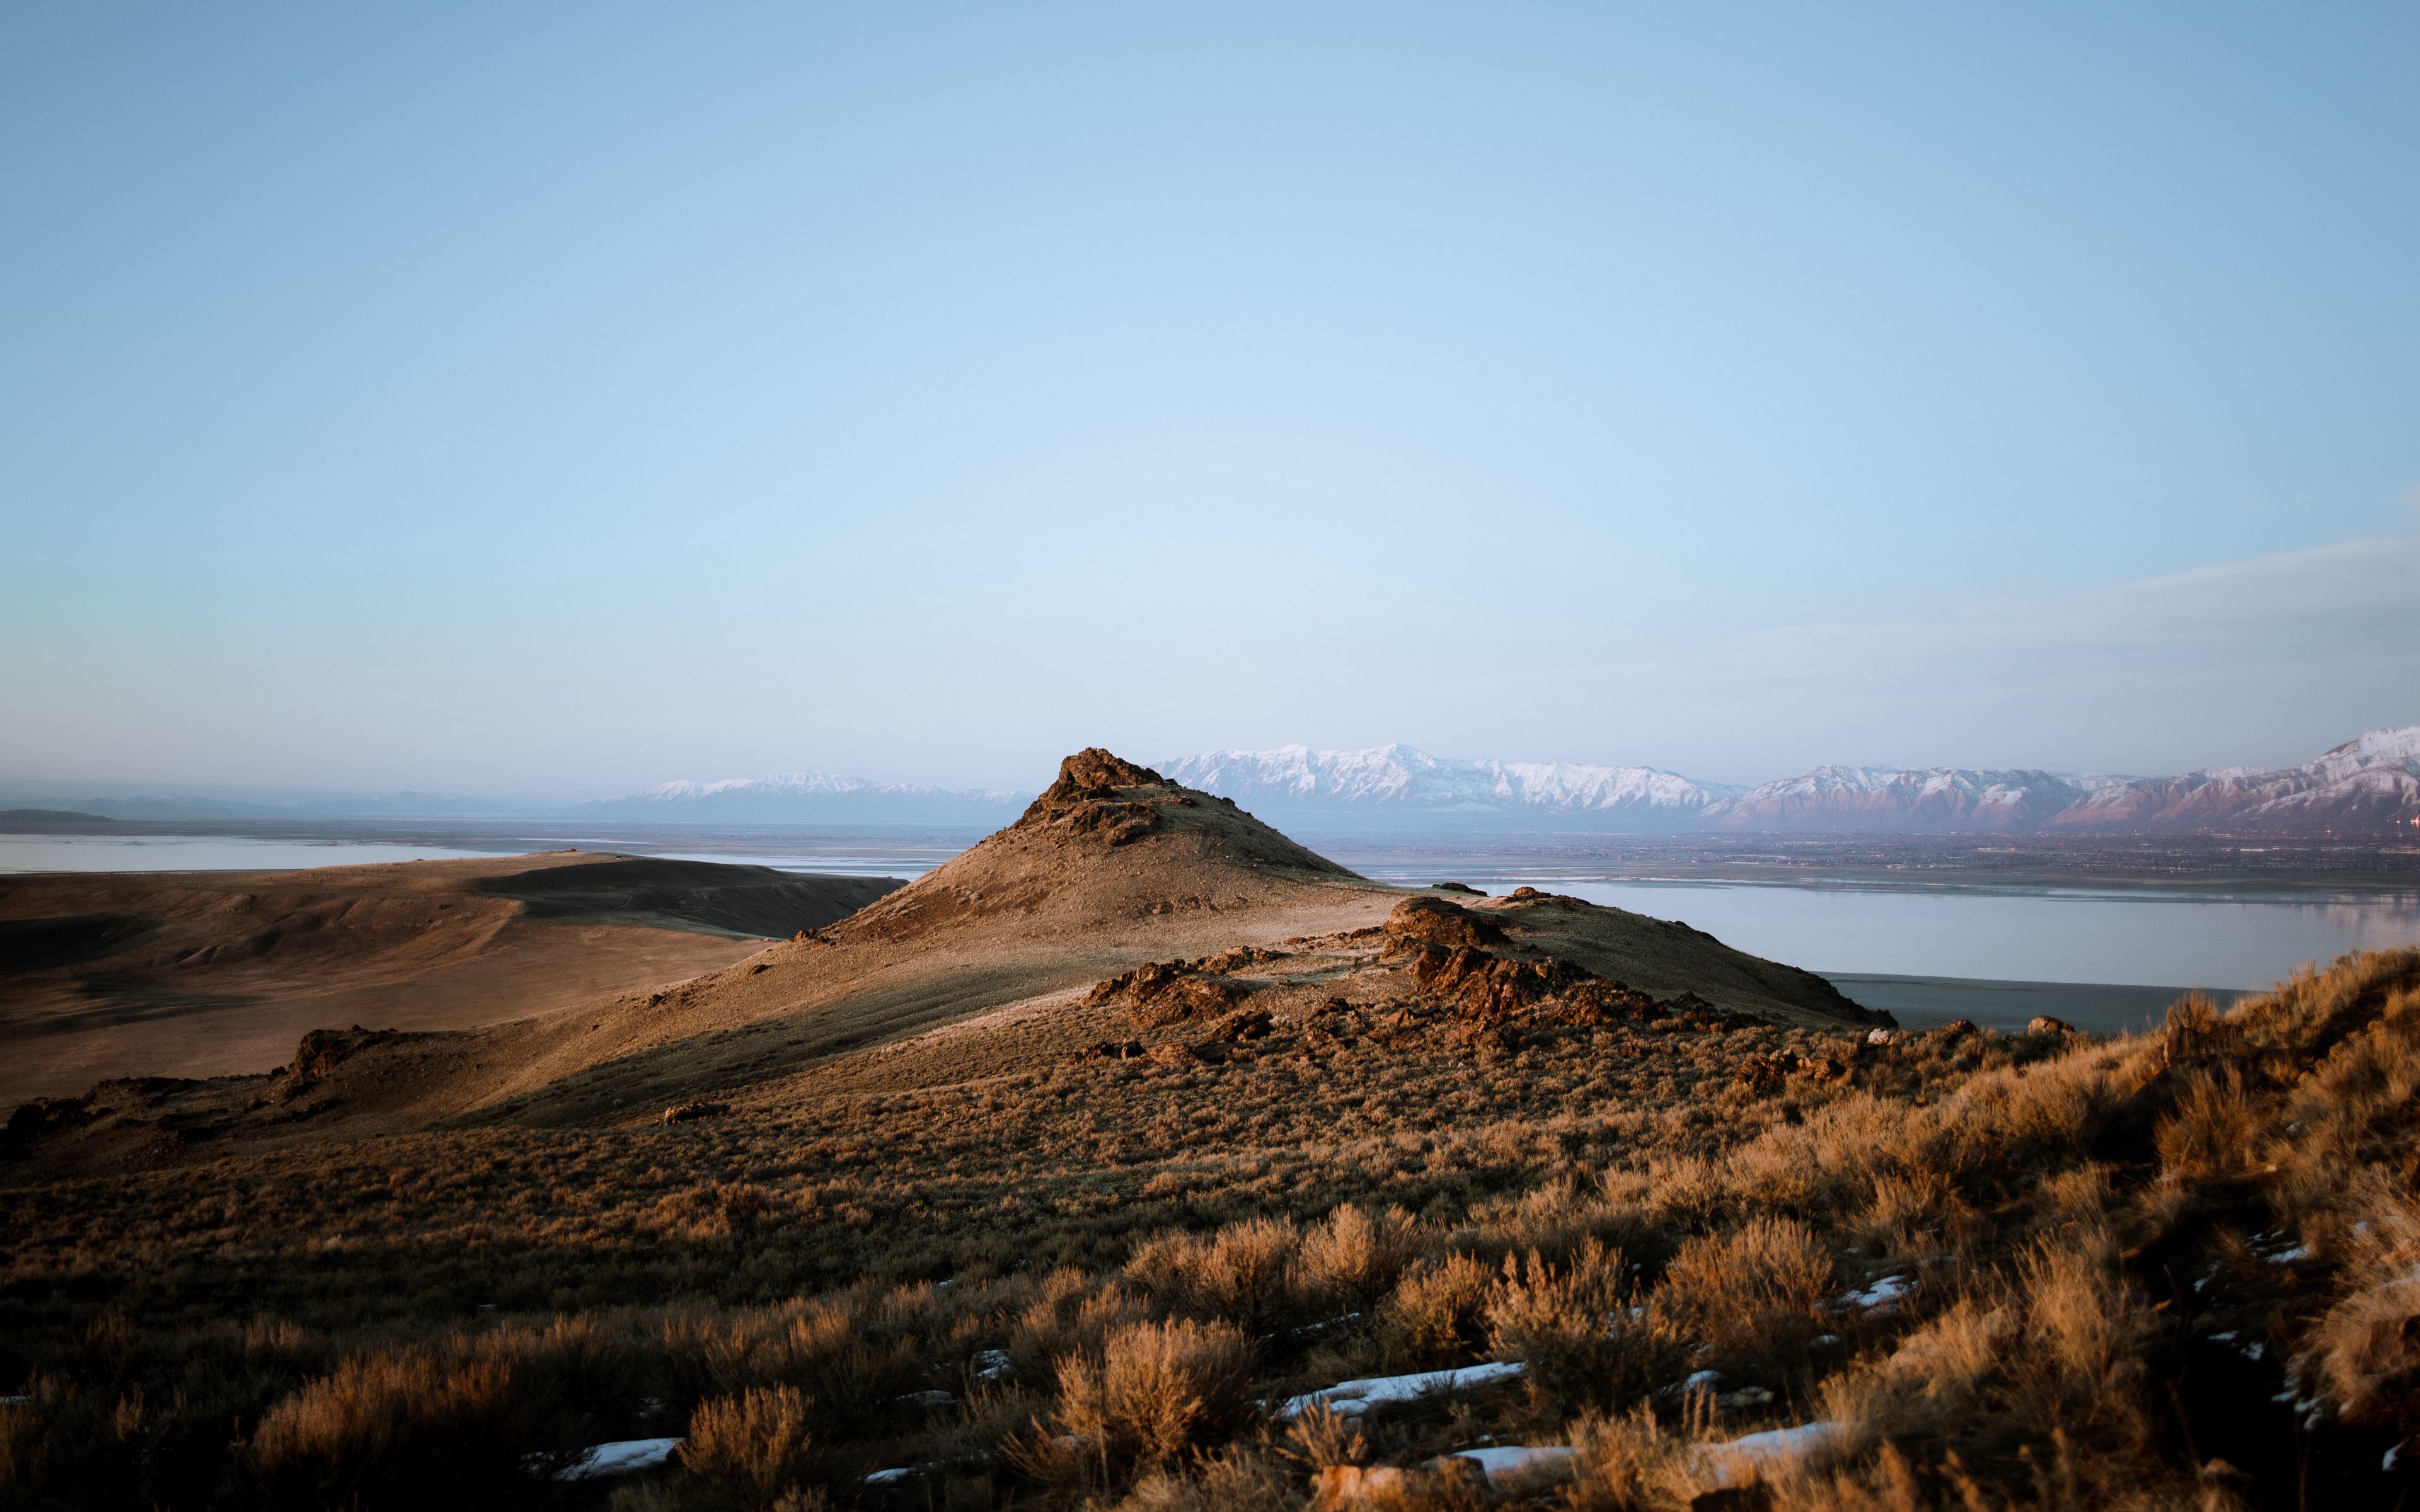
[3,751,2417,1511]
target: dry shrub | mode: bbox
[2027,1164,2116,1232]
[665,1294,919,1429]
[1379,1253,1495,1369]
[1011,1273,1150,1385]
[1652,1217,1833,1365]
[1765,1442,1928,1512]
[2158,991,2242,1072]
[1112,1443,1296,1511]
[1281,1400,1366,1473]
[1485,1239,1676,1411]
[1821,1235,2150,1469]
[2308,1217,2420,1432]
[650,1183,781,1240]
[243,1315,323,1374]
[250,1348,522,1510]
[681,1383,816,1511]
[2153,1069,2263,1179]
[1127,1217,1301,1332]
[0,1392,45,1494]
[1845,1169,1973,1263]
[1295,1203,1415,1311]
[1042,1318,1255,1480]
[1560,1406,1693,1512]
[463,1315,634,1446]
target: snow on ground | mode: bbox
[1695,1421,1850,1485]
[1279,1361,1525,1418]
[551,1438,681,1481]
[1432,1444,1577,1482]
[1840,1274,1915,1312]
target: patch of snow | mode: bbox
[865,1467,923,1486]
[1432,1445,1577,1483]
[1695,1421,1850,1486]
[2269,1244,2314,1266]
[1840,1275,1915,1312]
[2386,1443,2401,1472]
[551,1438,681,1481]
[1279,1361,1525,1419]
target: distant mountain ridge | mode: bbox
[10,727,2416,834]
[570,772,1030,826]
[1156,728,2420,835]
[1156,744,1741,832]
[1701,765,2115,833]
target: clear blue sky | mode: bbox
[4,3,2415,796]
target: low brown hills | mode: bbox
[0,850,896,1105]
[6,750,1880,1172]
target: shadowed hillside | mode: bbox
[0,851,897,1102]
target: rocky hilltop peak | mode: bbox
[1040,748,1167,800]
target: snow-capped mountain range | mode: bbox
[577,726,2420,835]
[1156,729,2420,835]
[1156,745,1741,826]
[573,772,1026,826]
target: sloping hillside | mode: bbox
[0,851,896,1102]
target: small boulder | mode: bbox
[2027,1015,2077,1037]
[1383,896,1503,950]
[660,1101,729,1125]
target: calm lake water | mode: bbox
[1544,880,2420,992]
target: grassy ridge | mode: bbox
[5,949,2418,1509]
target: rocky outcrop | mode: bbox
[1011,750,1179,847]
[1381,896,1504,950]
[289,1025,403,1080]
[1087,959,1259,1026]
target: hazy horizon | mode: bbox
[7,715,2418,813]
[6,5,2416,794]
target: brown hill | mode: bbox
[0,851,896,1104]
[8,750,1880,1170]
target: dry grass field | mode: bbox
[6,753,2414,1510]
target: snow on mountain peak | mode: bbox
[1156,745,1740,816]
